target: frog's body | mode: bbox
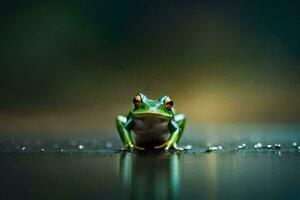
[116,93,186,150]
[133,115,169,147]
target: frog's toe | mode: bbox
[121,143,135,151]
[154,142,168,150]
[133,145,145,151]
[172,143,184,151]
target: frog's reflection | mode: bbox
[119,152,180,200]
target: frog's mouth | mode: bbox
[132,112,172,119]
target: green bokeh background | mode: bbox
[0,1,299,133]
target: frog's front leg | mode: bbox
[174,114,186,142]
[116,115,145,151]
[155,114,186,151]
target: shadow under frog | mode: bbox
[119,152,180,200]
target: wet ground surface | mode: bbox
[0,123,300,200]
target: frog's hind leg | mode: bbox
[116,116,145,151]
[116,115,134,149]
[155,114,186,151]
[174,114,186,143]
[172,114,186,150]
[154,114,186,150]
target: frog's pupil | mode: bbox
[167,100,173,106]
[165,98,173,110]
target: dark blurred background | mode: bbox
[0,0,299,134]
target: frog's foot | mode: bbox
[155,142,184,151]
[122,144,145,151]
[154,141,168,150]
[173,143,184,151]
[133,145,145,151]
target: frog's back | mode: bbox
[132,115,170,148]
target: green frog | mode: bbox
[116,93,186,151]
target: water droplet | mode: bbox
[254,143,262,149]
[40,148,45,152]
[184,145,193,150]
[292,142,297,147]
[267,145,272,149]
[206,146,220,152]
[21,146,26,151]
[237,143,246,149]
[60,149,64,153]
[105,142,113,148]
[274,144,281,149]
[78,145,84,150]
[298,146,300,150]
[218,146,223,150]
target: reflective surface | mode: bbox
[119,152,180,200]
[1,152,300,200]
[0,123,300,200]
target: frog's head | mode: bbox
[130,93,174,119]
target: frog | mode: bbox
[116,93,186,151]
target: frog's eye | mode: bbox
[133,94,142,107]
[164,97,174,111]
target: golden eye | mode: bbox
[133,94,142,106]
[164,97,174,110]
